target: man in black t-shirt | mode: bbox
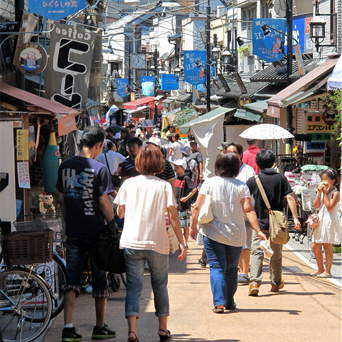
[120,137,142,183]
[246,149,301,297]
[118,128,129,157]
[189,140,203,183]
[57,127,116,341]
[147,137,176,196]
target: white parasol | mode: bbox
[327,55,342,90]
[239,124,294,140]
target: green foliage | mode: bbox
[320,90,342,142]
[174,108,198,127]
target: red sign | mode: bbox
[305,17,313,34]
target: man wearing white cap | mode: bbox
[172,159,197,248]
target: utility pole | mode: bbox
[133,22,137,92]
[15,0,25,90]
[206,0,211,114]
[286,0,293,153]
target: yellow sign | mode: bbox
[306,124,334,132]
[17,129,29,160]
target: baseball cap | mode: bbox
[181,146,191,156]
[171,159,187,169]
[189,140,197,145]
[217,142,230,150]
[147,136,161,147]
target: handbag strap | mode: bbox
[254,175,271,212]
[104,153,112,175]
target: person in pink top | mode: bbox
[242,139,260,175]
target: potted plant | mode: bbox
[238,44,250,60]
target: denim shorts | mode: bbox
[64,234,109,299]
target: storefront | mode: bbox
[122,96,155,121]
[0,82,78,232]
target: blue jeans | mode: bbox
[203,236,242,309]
[124,248,169,318]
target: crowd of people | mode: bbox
[57,125,340,342]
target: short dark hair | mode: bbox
[227,142,243,155]
[127,137,142,147]
[255,149,276,169]
[135,144,165,175]
[167,135,173,142]
[174,133,180,140]
[214,151,240,178]
[106,127,115,134]
[80,127,105,149]
[188,134,195,141]
[121,128,129,135]
[128,124,135,129]
[246,139,257,146]
[106,140,115,150]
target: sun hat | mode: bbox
[147,137,161,147]
[171,159,187,169]
[181,146,191,156]
[217,142,230,150]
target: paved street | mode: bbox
[43,238,341,342]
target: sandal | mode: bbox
[127,331,139,342]
[309,271,323,276]
[158,329,171,341]
[317,272,332,278]
[213,307,224,314]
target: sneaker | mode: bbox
[198,259,207,267]
[238,274,250,285]
[92,324,116,340]
[62,327,83,342]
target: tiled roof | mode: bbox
[250,60,316,83]
[215,81,268,100]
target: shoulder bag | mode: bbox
[104,153,121,188]
[255,175,290,245]
[93,213,126,273]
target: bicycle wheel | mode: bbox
[32,252,66,319]
[0,268,52,342]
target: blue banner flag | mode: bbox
[116,78,129,98]
[28,0,86,21]
[184,50,207,85]
[141,76,155,96]
[160,74,179,91]
[196,83,206,92]
[252,18,287,62]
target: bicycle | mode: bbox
[0,229,53,342]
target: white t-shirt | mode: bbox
[199,176,250,247]
[97,151,125,174]
[236,163,255,184]
[170,141,182,160]
[114,175,177,254]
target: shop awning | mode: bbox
[266,57,339,118]
[154,95,166,103]
[234,109,263,122]
[123,105,149,118]
[122,96,155,110]
[178,107,235,129]
[327,54,342,90]
[243,100,268,113]
[0,82,78,116]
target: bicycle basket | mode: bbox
[0,229,54,267]
[14,213,66,242]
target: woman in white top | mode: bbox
[114,144,186,342]
[190,152,266,313]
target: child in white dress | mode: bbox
[311,169,340,278]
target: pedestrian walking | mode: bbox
[97,140,125,175]
[173,159,197,248]
[169,133,183,161]
[181,146,199,187]
[114,144,186,342]
[311,168,340,278]
[242,139,260,175]
[190,152,266,313]
[246,149,301,296]
[120,137,142,183]
[57,126,116,342]
[226,142,256,286]
[189,140,203,184]
[119,128,130,157]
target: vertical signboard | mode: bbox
[44,23,96,109]
[305,113,333,151]
[184,50,207,85]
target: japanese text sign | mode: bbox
[28,0,86,21]
[252,18,286,62]
[17,129,29,161]
[160,74,179,91]
[17,162,31,189]
[116,78,129,98]
[184,50,207,86]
